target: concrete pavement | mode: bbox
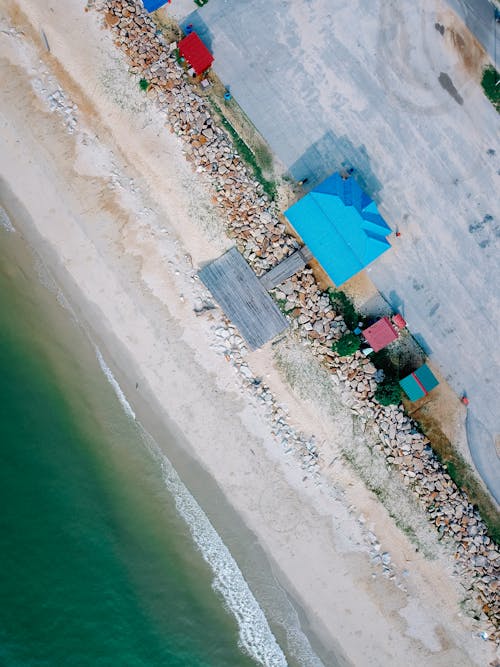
[171,0,500,502]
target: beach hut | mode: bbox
[178,32,214,76]
[284,173,391,286]
[399,364,439,401]
[362,316,399,352]
[142,0,170,12]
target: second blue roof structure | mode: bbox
[284,173,392,286]
[142,0,168,12]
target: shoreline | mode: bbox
[0,184,330,667]
[1,1,497,665]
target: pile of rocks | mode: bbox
[211,324,322,484]
[94,0,298,276]
[271,274,499,634]
[95,0,499,640]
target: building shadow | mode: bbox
[412,332,433,357]
[180,12,214,50]
[387,289,404,316]
[286,130,383,201]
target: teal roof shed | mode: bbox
[284,174,392,285]
[400,364,439,401]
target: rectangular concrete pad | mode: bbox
[199,247,288,350]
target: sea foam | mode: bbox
[95,347,288,666]
[95,347,136,420]
[141,428,289,667]
[0,206,15,232]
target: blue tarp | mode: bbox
[142,0,168,12]
[284,173,392,285]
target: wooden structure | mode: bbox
[259,246,313,290]
[199,248,289,350]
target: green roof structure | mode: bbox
[399,364,439,401]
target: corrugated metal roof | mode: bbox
[400,364,439,401]
[363,317,398,352]
[284,173,391,286]
[178,32,214,75]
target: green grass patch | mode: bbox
[370,348,399,380]
[209,100,277,200]
[253,143,274,172]
[139,78,149,92]
[481,65,500,113]
[274,298,294,315]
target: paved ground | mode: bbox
[171,0,500,503]
[447,0,500,65]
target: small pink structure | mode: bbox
[363,316,399,352]
[392,313,407,329]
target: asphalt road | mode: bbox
[172,0,500,503]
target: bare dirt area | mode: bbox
[436,7,489,76]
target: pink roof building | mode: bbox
[363,316,398,352]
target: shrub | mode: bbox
[327,288,359,330]
[374,380,401,406]
[139,78,149,92]
[332,333,360,357]
[481,65,500,113]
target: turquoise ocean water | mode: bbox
[0,214,281,666]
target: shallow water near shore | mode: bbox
[0,215,279,666]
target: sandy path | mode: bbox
[0,1,496,665]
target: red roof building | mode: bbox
[178,32,214,75]
[363,316,398,352]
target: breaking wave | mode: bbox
[0,205,15,232]
[95,347,136,420]
[95,347,288,665]
[140,427,288,667]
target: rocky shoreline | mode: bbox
[92,0,499,641]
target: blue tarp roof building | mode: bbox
[284,173,392,286]
[142,0,168,12]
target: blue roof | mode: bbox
[142,0,168,12]
[284,173,392,285]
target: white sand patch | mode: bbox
[399,598,443,652]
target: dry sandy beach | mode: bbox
[0,1,498,665]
